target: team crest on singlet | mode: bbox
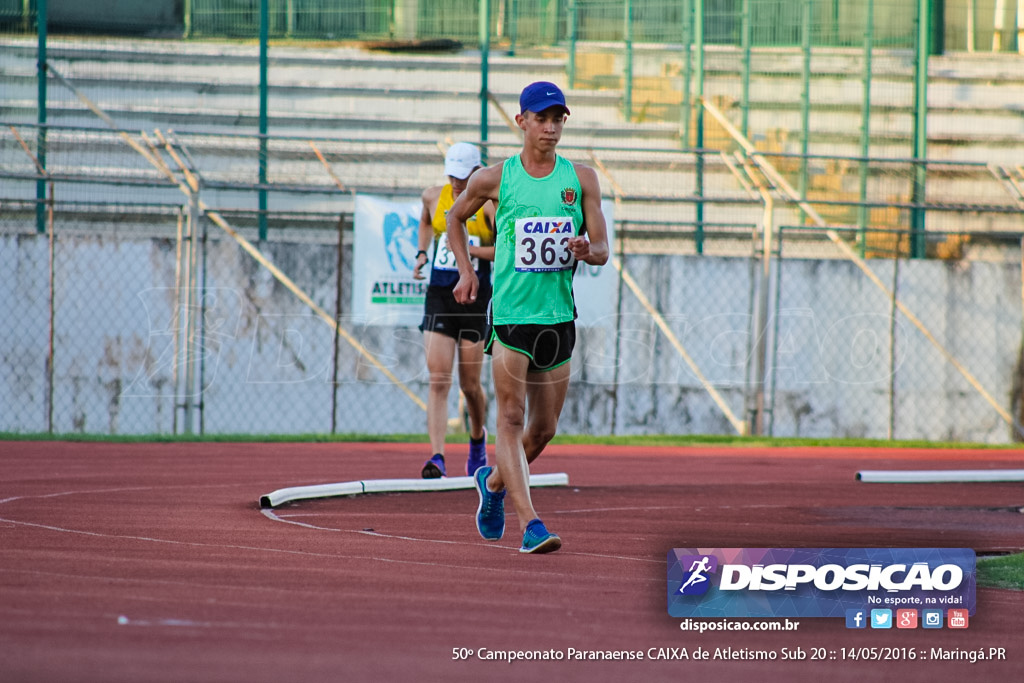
[560,187,577,206]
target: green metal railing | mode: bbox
[3,0,1020,50]
[6,0,1022,253]
[0,0,945,46]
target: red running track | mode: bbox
[0,441,1022,682]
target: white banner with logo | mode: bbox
[352,194,618,328]
[352,195,426,325]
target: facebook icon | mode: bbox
[846,609,867,629]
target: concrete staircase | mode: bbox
[2,36,1022,247]
[573,43,1024,241]
[1,36,766,243]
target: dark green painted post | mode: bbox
[624,0,633,121]
[680,0,693,147]
[740,0,751,138]
[480,0,490,164]
[857,0,874,257]
[567,0,577,88]
[259,0,269,241]
[931,0,944,54]
[910,0,930,258]
[35,0,47,234]
[694,0,704,253]
[508,0,517,56]
[798,0,812,223]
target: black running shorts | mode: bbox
[418,284,491,343]
[485,320,576,373]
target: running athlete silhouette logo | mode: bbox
[678,554,718,595]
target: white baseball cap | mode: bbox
[444,142,482,180]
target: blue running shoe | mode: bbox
[421,453,446,479]
[474,465,505,540]
[519,518,561,554]
[466,427,488,476]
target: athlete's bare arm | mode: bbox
[468,199,496,262]
[447,165,502,304]
[413,185,442,280]
[567,164,610,266]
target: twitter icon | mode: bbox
[870,609,892,629]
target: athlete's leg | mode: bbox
[456,337,487,440]
[423,330,457,456]
[523,362,571,465]
[486,342,536,530]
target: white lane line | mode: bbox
[0,513,661,578]
[550,505,689,514]
[261,508,661,564]
[0,482,255,507]
[3,484,663,566]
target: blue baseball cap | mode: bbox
[519,81,570,115]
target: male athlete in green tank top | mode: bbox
[490,153,584,326]
[442,82,610,555]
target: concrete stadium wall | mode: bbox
[2,230,1020,442]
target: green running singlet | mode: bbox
[491,154,584,325]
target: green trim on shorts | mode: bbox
[533,357,570,373]
[486,327,531,359]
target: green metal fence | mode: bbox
[3,121,1022,440]
[3,1,1024,440]
[186,0,393,39]
[3,1,1022,51]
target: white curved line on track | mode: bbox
[2,484,662,567]
[0,506,662,581]
[0,513,567,575]
[261,508,661,564]
[550,505,694,514]
[0,483,256,507]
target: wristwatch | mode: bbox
[416,250,428,259]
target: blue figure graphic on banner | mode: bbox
[383,210,418,272]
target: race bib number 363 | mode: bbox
[514,217,575,272]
